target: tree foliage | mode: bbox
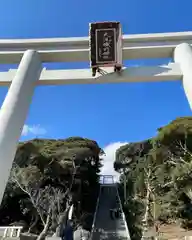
[114,117,192,240]
[0,137,103,238]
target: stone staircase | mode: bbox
[91,181,130,240]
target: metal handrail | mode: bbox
[115,183,131,240]
[89,186,101,240]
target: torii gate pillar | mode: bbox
[174,43,192,109]
[0,50,42,204]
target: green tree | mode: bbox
[0,137,103,239]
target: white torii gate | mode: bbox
[0,31,192,204]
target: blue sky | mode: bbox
[0,0,191,149]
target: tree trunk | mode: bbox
[152,194,159,240]
[37,209,51,240]
[28,215,39,233]
[55,206,70,237]
[141,181,151,240]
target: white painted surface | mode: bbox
[0,63,182,86]
[1,226,23,237]
[174,43,192,109]
[0,32,191,63]
[0,50,42,204]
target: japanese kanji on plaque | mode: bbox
[89,21,122,76]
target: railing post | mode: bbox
[10,227,14,237]
[0,50,42,204]
[17,228,20,238]
[3,228,8,238]
[16,227,22,237]
[174,43,192,109]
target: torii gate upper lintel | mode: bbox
[0,26,191,204]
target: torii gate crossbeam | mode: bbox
[0,31,191,63]
[0,31,192,204]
